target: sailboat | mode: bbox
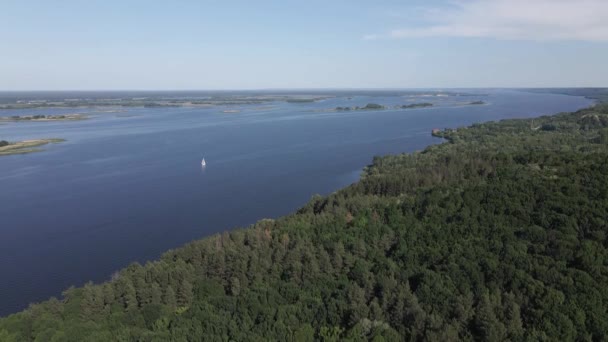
[201,158,206,167]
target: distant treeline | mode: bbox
[524,88,608,103]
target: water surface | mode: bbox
[0,90,593,316]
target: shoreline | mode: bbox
[2,102,605,339]
[0,138,65,156]
[0,93,597,320]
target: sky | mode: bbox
[1,0,607,90]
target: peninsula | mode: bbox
[0,139,65,156]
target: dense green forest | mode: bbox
[1,103,607,341]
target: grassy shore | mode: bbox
[0,139,65,156]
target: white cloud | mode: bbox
[366,0,608,42]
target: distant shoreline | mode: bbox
[0,91,488,111]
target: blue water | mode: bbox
[0,90,593,316]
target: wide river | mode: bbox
[0,90,594,316]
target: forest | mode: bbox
[1,103,607,341]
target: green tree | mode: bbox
[474,292,506,341]
[229,277,241,296]
[293,324,315,342]
[177,280,193,307]
[115,278,137,310]
[151,283,162,305]
[163,286,177,309]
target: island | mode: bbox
[142,103,180,108]
[398,102,434,109]
[285,98,317,103]
[0,114,87,122]
[336,103,385,111]
[0,138,65,156]
[469,100,485,105]
[334,103,433,112]
[0,94,335,110]
[361,103,383,109]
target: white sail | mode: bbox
[201,158,206,166]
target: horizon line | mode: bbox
[0,86,605,92]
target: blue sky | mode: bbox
[1,0,607,90]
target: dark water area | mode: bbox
[0,89,593,316]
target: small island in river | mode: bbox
[335,102,433,112]
[399,102,434,109]
[335,103,385,111]
[0,139,65,156]
[0,114,87,122]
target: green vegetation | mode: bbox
[336,103,385,111]
[0,139,65,156]
[0,114,86,122]
[335,106,352,111]
[2,104,608,341]
[399,103,433,109]
[361,103,383,110]
[469,100,485,105]
[336,103,433,112]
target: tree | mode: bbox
[293,324,314,342]
[81,282,103,318]
[115,278,137,310]
[177,280,193,307]
[319,326,343,342]
[229,277,241,296]
[163,286,177,309]
[102,283,115,308]
[474,292,506,342]
[151,283,162,305]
